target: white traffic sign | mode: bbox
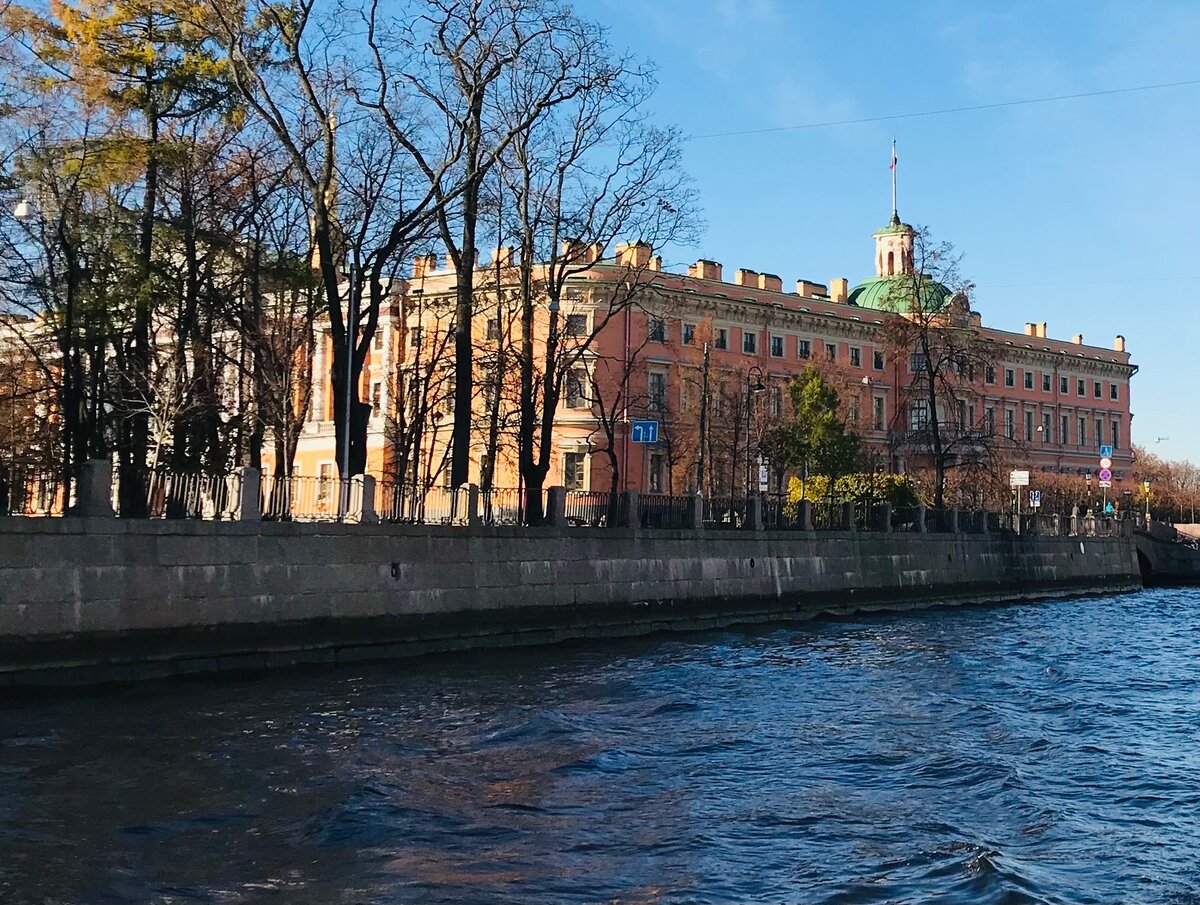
[1009,469,1030,487]
[1099,456,1112,470]
[1099,480,1112,489]
[758,464,769,493]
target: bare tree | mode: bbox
[878,225,995,510]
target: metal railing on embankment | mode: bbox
[17,459,1133,540]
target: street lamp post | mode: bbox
[744,365,766,496]
[695,341,710,495]
[1143,479,1152,527]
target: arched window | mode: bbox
[887,250,895,275]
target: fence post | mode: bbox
[798,499,814,532]
[74,459,116,518]
[346,475,378,525]
[688,492,704,530]
[976,510,990,534]
[234,467,261,521]
[620,490,640,529]
[465,483,481,527]
[915,504,927,534]
[878,503,892,533]
[746,495,764,531]
[841,501,856,532]
[948,508,960,534]
[545,485,566,527]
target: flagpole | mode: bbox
[891,138,897,218]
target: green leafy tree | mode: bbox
[762,364,860,488]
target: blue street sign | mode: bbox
[1029,490,1042,508]
[1099,445,1113,459]
[631,420,659,444]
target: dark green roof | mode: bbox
[846,274,953,313]
[873,212,915,236]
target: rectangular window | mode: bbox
[770,335,784,358]
[768,385,782,418]
[873,350,885,370]
[563,452,585,491]
[566,369,588,408]
[648,317,666,343]
[317,462,332,502]
[984,406,995,435]
[1042,373,1051,392]
[371,381,382,416]
[1061,414,1069,445]
[985,365,996,384]
[1095,418,1103,449]
[957,400,967,430]
[1005,368,1015,388]
[648,371,667,411]
[910,399,930,430]
[825,342,837,361]
[410,326,423,348]
[797,339,811,359]
[715,328,728,351]
[648,453,664,493]
[1004,409,1015,440]
[565,313,587,337]
[1112,419,1120,449]
[445,371,455,412]
[1024,371,1033,390]
[1078,416,1087,446]
[1094,381,1102,399]
[486,317,500,341]
[873,396,885,430]
[910,352,927,373]
[1110,383,1118,401]
[850,346,862,368]
[373,328,383,350]
[848,398,860,423]
[1042,412,1051,442]
[743,330,757,354]
[1060,376,1069,394]
[682,323,696,346]
[1077,378,1086,397]
[968,404,976,428]
[1024,410,1034,442]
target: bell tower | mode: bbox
[873,140,914,277]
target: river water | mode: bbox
[2,587,1199,904]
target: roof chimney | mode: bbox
[1024,323,1036,336]
[829,277,849,303]
[490,247,514,268]
[649,256,662,272]
[757,273,783,293]
[1114,334,1126,353]
[1039,322,1048,338]
[734,268,758,287]
[1072,333,1084,345]
[796,280,829,298]
[616,241,652,269]
[689,259,722,281]
[412,253,437,279]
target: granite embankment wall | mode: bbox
[0,517,1139,685]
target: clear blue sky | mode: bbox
[594,0,1198,462]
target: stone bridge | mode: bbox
[1134,522,1200,585]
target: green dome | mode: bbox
[846,274,953,313]
[873,213,915,236]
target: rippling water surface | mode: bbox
[4,588,1200,904]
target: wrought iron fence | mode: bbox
[640,493,693,529]
[564,490,624,527]
[1,466,66,516]
[812,499,843,531]
[261,473,352,522]
[763,495,802,530]
[145,469,241,520]
[703,496,746,529]
[377,481,463,525]
[481,487,523,526]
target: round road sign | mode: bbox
[1099,456,1112,470]
[1098,467,1113,482]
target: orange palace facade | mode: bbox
[286,213,1136,500]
